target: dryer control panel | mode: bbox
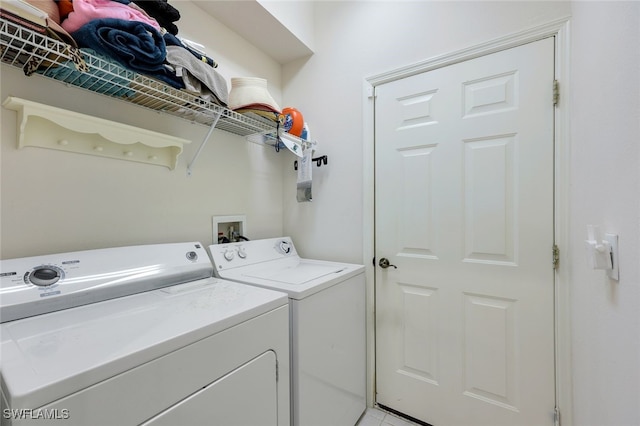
[0,242,213,323]
[210,237,298,271]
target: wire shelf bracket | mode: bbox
[246,129,317,157]
[186,110,222,176]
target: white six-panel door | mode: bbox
[375,38,556,426]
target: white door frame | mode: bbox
[362,17,572,425]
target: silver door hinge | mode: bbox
[553,244,560,270]
[554,406,561,426]
[367,86,376,99]
[553,80,560,106]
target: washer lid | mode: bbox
[1,278,288,410]
[218,258,364,300]
[243,263,347,285]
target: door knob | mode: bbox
[379,258,397,269]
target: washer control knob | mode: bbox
[29,266,63,287]
[237,247,247,259]
[224,249,235,261]
[279,241,291,254]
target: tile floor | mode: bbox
[356,407,422,426]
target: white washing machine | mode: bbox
[209,237,366,426]
[0,242,290,426]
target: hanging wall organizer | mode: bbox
[294,155,327,171]
[247,130,317,157]
[3,97,190,170]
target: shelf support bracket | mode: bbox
[187,110,222,176]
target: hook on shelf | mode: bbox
[294,155,328,171]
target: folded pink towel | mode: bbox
[62,0,161,33]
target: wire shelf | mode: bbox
[0,18,276,136]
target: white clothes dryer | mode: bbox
[209,237,366,426]
[0,242,290,426]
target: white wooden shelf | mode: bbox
[3,96,190,169]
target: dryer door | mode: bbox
[142,350,278,426]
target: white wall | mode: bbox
[282,1,639,425]
[0,1,284,259]
[282,0,571,260]
[569,2,640,426]
[258,0,315,52]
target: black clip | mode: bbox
[294,155,328,171]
